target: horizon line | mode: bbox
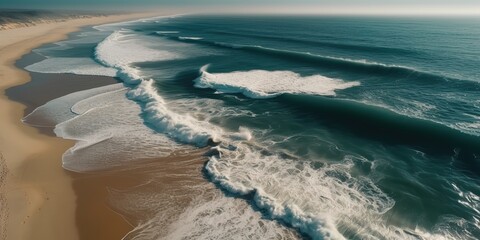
[1,5,480,17]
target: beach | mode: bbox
[1,12,479,240]
[0,12,165,240]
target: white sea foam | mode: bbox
[25,57,117,77]
[251,46,419,73]
[454,122,480,136]
[328,55,416,70]
[112,163,300,240]
[23,81,181,171]
[156,31,180,34]
[194,65,360,99]
[94,30,181,68]
[206,145,390,239]
[93,31,224,146]
[205,142,462,240]
[167,97,257,120]
[252,44,417,71]
[178,36,203,40]
[23,83,124,127]
[163,193,300,240]
[357,96,480,137]
[56,87,182,172]
[126,79,222,146]
[35,29,219,170]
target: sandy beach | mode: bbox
[0,12,166,240]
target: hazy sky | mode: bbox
[1,0,479,15]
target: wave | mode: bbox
[279,94,480,162]
[24,82,182,172]
[23,83,125,127]
[55,87,181,172]
[208,29,418,55]
[95,30,181,69]
[363,98,480,138]
[25,57,117,77]
[94,30,223,146]
[203,141,462,240]
[194,65,360,98]
[178,36,203,40]
[155,33,469,83]
[126,80,221,146]
[193,62,480,158]
[194,64,479,140]
[155,31,179,34]
[204,95,480,239]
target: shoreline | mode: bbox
[0,12,168,240]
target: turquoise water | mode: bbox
[26,15,480,239]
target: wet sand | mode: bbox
[71,152,208,240]
[9,52,119,114]
[8,58,210,240]
[7,59,133,239]
[0,12,171,240]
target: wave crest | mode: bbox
[94,31,221,146]
[127,79,220,146]
[194,65,360,99]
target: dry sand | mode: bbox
[0,12,170,240]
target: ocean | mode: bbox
[23,15,480,239]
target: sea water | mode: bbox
[23,15,480,239]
